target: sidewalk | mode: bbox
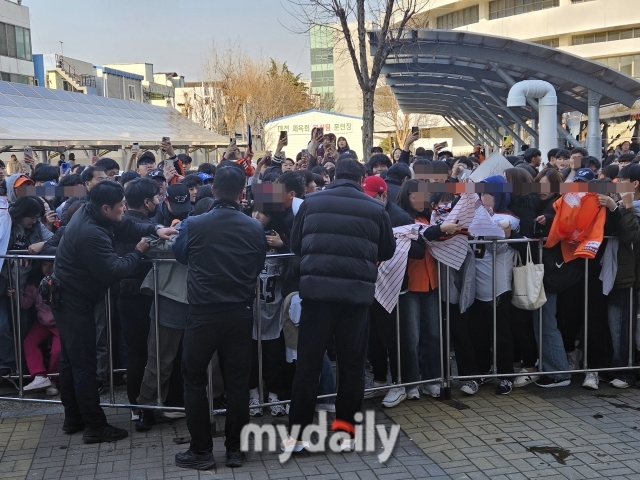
[2,379,640,479]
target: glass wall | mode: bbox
[436,5,480,29]
[0,22,32,61]
[309,25,335,109]
[489,0,559,20]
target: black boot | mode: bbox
[135,409,156,432]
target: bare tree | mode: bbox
[287,0,430,156]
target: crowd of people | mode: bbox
[0,129,639,470]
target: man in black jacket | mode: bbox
[152,183,192,226]
[384,162,412,204]
[172,166,266,470]
[52,182,175,444]
[284,159,395,452]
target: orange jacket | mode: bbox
[406,216,439,292]
[545,192,606,262]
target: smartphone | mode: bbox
[162,137,170,143]
[230,137,236,144]
[60,162,70,174]
[24,146,33,158]
[132,142,140,152]
[302,149,308,155]
[279,130,287,141]
[265,230,277,237]
[411,126,419,135]
[317,127,324,137]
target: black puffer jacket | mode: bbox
[53,203,158,305]
[291,179,396,305]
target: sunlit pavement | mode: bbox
[2,378,640,479]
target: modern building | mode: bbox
[103,63,184,108]
[0,0,34,85]
[264,109,364,160]
[407,0,640,147]
[309,24,363,117]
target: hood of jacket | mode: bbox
[6,174,31,204]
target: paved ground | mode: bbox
[3,377,640,479]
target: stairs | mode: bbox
[55,55,96,94]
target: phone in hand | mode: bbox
[411,126,419,135]
[316,127,324,138]
[265,230,277,237]
[24,146,33,158]
[60,162,70,174]
[279,130,288,142]
[132,142,140,152]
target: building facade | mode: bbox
[104,63,184,108]
[0,0,33,85]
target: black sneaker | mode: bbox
[175,449,216,470]
[0,367,11,378]
[82,424,128,444]
[226,449,245,468]
[495,379,513,395]
[135,409,156,432]
[535,376,571,388]
[62,418,85,434]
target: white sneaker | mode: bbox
[45,381,58,396]
[131,408,140,421]
[249,396,263,417]
[406,386,420,400]
[315,403,336,413]
[421,384,441,398]
[460,381,478,395]
[611,378,631,389]
[513,368,540,388]
[285,403,290,415]
[269,394,286,417]
[280,435,308,453]
[161,411,186,419]
[583,372,599,390]
[23,375,51,392]
[382,387,407,408]
[567,349,583,371]
[363,380,387,399]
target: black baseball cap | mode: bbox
[146,169,166,182]
[166,183,191,213]
[177,153,192,165]
[137,151,156,166]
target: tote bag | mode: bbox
[511,243,546,310]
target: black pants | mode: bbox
[182,307,253,452]
[468,293,515,376]
[53,291,107,429]
[249,333,287,397]
[118,294,152,405]
[557,280,584,353]
[511,306,538,369]
[448,304,480,377]
[368,300,398,384]
[289,300,368,439]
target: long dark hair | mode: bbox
[397,179,429,219]
[9,197,44,224]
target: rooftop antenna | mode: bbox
[59,41,63,58]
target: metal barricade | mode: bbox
[0,234,637,415]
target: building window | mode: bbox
[572,27,640,46]
[128,85,136,100]
[534,38,560,47]
[437,5,479,29]
[594,55,640,78]
[0,71,34,84]
[571,0,595,3]
[0,22,32,60]
[489,0,559,20]
[310,48,334,65]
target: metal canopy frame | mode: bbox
[371,29,640,147]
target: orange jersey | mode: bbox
[545,192,606,262]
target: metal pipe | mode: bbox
[445,266,451,400]
[456,107,498,146]
[469,92,525,145]
[444,116,476,146]
[479,83,539,139]
[14,258,23,398]
[256,279,264,404]
[587,90,603,158]
[583,259,588,371]
[395,294,402,385]
[538,239,544,375]
[447,115,479,145]
[106,290,115,405]
[492,241,497,377]
[630,287,634,367]
[438,263,445,397]
[461,101,504,145]
[153,260,162,407]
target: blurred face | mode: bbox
[530,155,542,168]
[393,149,401,161]
[21,215,39,229]
[556,156,570,169]
[570,153,583,170]
[252,210,271,227]
[0,166,6,182]
[282,159,294,172]
[622,142,631,152]
[143,195,159,216]
[104,168,119,181]
[41,261,53,277]
[372,163,388,175]
[338,138,347,148]
[306,182,317,195]
[137,162,155,176]
[188,186,199,202]
[101,199,126,222]
[481,193,495,212]
[155,179,167,198]
[408,191,427,213]
[85,170,107,191]
[538,175,551,200]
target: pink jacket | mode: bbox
[20,284,55,327]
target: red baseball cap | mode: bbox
[362,175,388,197]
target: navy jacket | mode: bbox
[291,179,396,305]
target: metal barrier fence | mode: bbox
[0,236,636,419]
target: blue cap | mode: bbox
[42,181,58,187]
[197,172,213,183]
[574,168,595,182]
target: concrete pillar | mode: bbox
[587,90,603,158]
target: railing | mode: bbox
[0,237,636,421]
[55,54,97,89]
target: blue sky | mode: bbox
[25,0,311,80]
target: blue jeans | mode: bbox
[400,290,440,384]
[533,293,571,380]
[318,352,336,404]
[608,288,636,384]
